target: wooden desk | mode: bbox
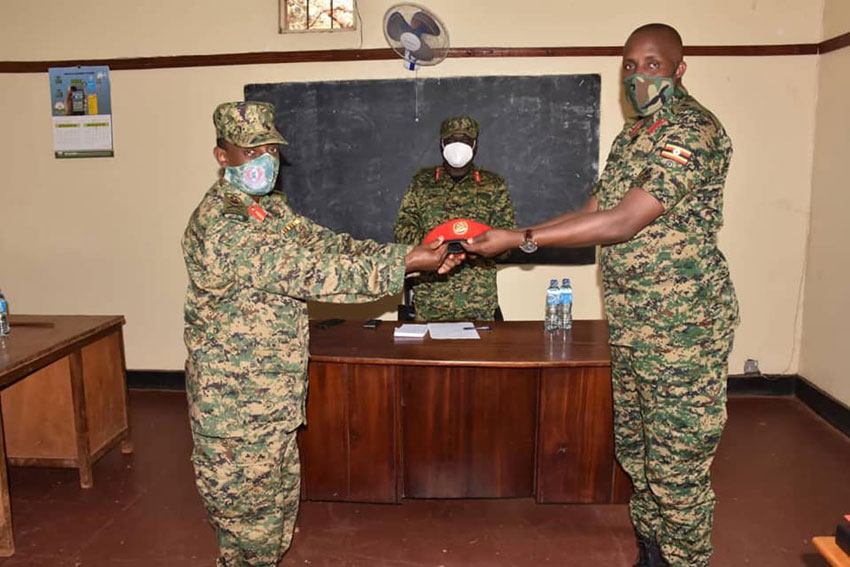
[0,315,133,556]
[301,320,631,504]
[814,537,850,567]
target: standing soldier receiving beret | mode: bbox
[465,24,738,567]
[182,101,460,567]
[394,115,517,321]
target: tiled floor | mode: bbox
[0,390,847,566]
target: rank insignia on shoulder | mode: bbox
[629,119,646,137]
[473,171,481,184]
[435,168,443,181]
[222,193,248,218]
[281,218,301,235]
[660,143,692,165]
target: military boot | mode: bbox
[647,542,670,567]
[633,534,656,567]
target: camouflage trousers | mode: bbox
[191,425,301,567]
[611,335,733,567]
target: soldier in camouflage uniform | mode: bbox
[465,24,738,567]
[182,101,458,567]
[394,115,517,321]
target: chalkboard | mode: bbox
[245,74,600,264]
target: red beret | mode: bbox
[424,218,491,252]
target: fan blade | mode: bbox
[411,42,434,62]
[386,12,412,41]
[410,11,441,36]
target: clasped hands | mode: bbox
[405,229,523,275]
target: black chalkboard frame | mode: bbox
[245,74,600,265]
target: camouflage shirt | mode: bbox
[592,88,739,348]
[183,181,410,437]
[394,166,517,321]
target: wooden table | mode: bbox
[0,315,133,556]
[814,537,850,567]
[301,320,631,504]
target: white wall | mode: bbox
[800,0,850,405]
[0,1,824,378]
[823,0,850,39]
[0,0,824,58]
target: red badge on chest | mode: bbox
[248,204,267,222]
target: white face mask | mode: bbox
[442,141,474,168]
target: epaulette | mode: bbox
[692,99,724,130]
[222,192,248,220]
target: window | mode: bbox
[280,0,356,32]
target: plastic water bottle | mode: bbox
[559,278,573,330]
[0,289,10,338]
[545,279,560,332]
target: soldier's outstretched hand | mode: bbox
[405,237,465,274]
[463,229,522,258]
[437,248,465,274]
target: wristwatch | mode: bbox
[519,229,538,253]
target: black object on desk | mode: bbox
[316,318,344,329]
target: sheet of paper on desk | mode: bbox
[393,324,428,338]
[427,322,480,340]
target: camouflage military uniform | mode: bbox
[183,102,411,567]
[591,88,739,567]
[394,117,516,321]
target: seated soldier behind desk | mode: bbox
[394,115,517,321]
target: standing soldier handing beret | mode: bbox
[182,101,460,567]
[465,24,738,567]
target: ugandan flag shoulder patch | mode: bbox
[660,143,692,166]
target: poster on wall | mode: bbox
[48,66,114,158]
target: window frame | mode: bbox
[278,0,358,34]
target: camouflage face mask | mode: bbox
[623,73,675,117]
[224,153,280,196]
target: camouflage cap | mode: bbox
[213,101,288,147]
[440,115,479,140]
